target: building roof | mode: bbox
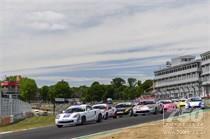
[154,59,201,74]
[171,55,195,60]
[200,51,210,57]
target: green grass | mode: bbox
[0,116,55,132]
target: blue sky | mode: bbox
[0,0,209,87]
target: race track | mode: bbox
[0,113,171,139]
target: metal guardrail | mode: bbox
[0,96,32,117]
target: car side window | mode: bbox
[86,106,92,111]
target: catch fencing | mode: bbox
[0,97,32,117]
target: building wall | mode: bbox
[201,51,210,97]
[154,55,202,99]
[154,51,210,99]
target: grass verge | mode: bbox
[0,115,55,132]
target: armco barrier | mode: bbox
[0,112,34,126]
[0,116,11,126]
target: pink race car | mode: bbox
[158,100,176,113]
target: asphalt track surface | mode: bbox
[0,113,171,139]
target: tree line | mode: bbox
[2,76,153,103]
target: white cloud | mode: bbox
[26,11,68,31]
[29,11,65,22]
[29,22,68,31]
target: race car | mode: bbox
[132,100,158,116]
[115,102,133,116]
[33,109,48,116]
[55,104,102,128]
[92,103,117,119]
[176,98,187,109]
[185,97,205,109]
[158,100,176,113]
[172,99,179,106]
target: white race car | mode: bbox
[132,100,158,116]
[92,104,117,119]
[55,104,102,128]
[185,97,205,109]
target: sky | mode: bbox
[0,0,209,87]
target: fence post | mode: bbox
[9,94,13,115]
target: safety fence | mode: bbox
[0,97,32,126]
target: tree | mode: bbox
[142,80,153,91]
[5,76,16,81]
[111,77,126,88]
[127,78,137,87]
[54,80,72,98]
[87,82,105,102]
[137,80,142,86]
[91,81,100,86]
[48,85,56,103]
[79,86,89,102]
[135,80,143,96]
[4,75,154,102]
[81,87,91,102]
[40,86,49,102]
[103,85,114,100]
[123,87,137,100]
[71,87,81,98]
[19,77,38,102]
